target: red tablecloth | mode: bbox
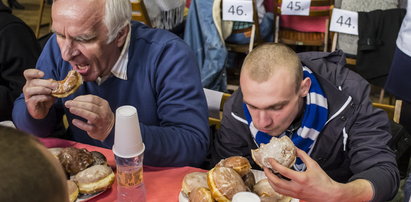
[39,137,206,202]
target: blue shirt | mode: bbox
[13,21,209,167]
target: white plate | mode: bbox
[76,191,104,202]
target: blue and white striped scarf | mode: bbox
[244,66,328,171]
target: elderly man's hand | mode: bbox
[263,148,344,202]
[65,95,114,141]
[22,69,57,119]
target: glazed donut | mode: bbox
[73,165,115,194]
[207,167,248,201]
[51,70,83,98]
[251,136,296,172]
[253,179,291,202]
[189,187,214,202]
[181,172,208,197]
[216,156,251,177]
[67,180,79,202]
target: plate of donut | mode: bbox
[179,156,295,202]
[49,147,115,202]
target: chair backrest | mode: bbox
[203,88,231,128]
[130,0,152,27]
[274,0,334,51]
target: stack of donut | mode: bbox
[181,136,296,202]
[49,147,115,202]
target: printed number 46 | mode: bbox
[336,16,352,27]
[287,1,302,11]
[228,5,244,15]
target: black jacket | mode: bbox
[211,50,399,201]
[0,10,40,121]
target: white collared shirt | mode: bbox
[96,24,131,85]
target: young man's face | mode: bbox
[51,0,124,82]
[240,68,310,137]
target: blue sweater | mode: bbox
[13,22,209,167]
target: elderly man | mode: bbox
[211,43,399,201]
[13,0,209,167]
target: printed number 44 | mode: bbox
[336,16,352,28]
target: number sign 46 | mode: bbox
[329,8,358,35]
[222,0,253,22]
[281,0,311,16]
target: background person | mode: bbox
[0,4,41,121]
[0,125,68,202]
[211,43,399,201]
[13,0,209,167]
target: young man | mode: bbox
[13,0,209,167]
[0,126,68,202]
[211,43,399,201]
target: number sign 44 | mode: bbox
[329,8,358,35]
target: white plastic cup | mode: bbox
[113,105,145,158]
[232,192,261,202]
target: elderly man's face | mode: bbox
[240,68,310,137]
[51,0,123,81]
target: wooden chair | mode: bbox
[274,0,334,51]
[35,0,51,38]
[203,88,231,128]
[130,0,152,27]
[224,0,262,54]
[372,100,404,123]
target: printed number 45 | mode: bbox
[287,1,302,11]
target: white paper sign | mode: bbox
[281,0,311,16]
[329,8,358,35]
[222,0,253,22]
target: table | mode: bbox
[39,137,206,202]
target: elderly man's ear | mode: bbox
[299,77,311,97]
[116,25,129,47]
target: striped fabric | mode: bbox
[243,66,328,171]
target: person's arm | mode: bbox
[264,148,374,202]
[13,34,64,137]
[129,38,209,167]
[344,74,399,201]
[0,21,40,121]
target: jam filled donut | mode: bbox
[73,165,115,194]
[51,70,83,98]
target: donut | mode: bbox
[207,167,248,201]
[51,70,83,98]
[67,180,79,202]
[216,156,251,177]
[181,172,208,197]
[73,165,115,194]
[189,187,214,202]
[253,179,291,202]
[251,136,296,172]
[90,151,107,166]
[58,147,95,176]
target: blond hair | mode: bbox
[241,43,303,92]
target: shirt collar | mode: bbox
[96,24,131,85]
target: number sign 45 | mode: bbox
[222,0,254,22]
[329,8,358,35]
[281,0,311,16]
